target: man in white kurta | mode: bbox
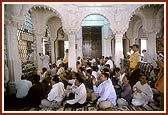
[132,75,153,106]
[16,77,32,98]
[63,76,87,109]
[105,57,114,70]
[40,52,50,70]
[40,76,65,109]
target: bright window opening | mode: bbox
[141,39,147,56]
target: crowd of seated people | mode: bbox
[13,45,164,111]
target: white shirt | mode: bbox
[16,79,32,98]
[133,81,153,102]
[65,82,78,97]
[127,50,134,55]
[90,58,96,66]
[142,52,152,63]
[68,79,75,85]
[56,59,62,67]
[67,83,87,104]
[105,60,114,70]
[93,79,117,105]
[40,55,50,70]
[92,71,99,81]
[118,73,126,86]
[29,52,34,63]
[47,82,65,102]
[51,68,57,76]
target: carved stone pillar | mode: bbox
[114,33,124,67]
[68,32,77,72]
[147,32,157,68]
[34,33,43,71]
[5,23,22,94]
[50,38,55,64]
[31,9,46,71]
[76,29,83,58]
[76,38,83,58]
[103,38,112,57]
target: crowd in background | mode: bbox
[4,44,164,111]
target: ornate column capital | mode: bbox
[4,4,25,28]
[5,17,23,29]
[113,29,126,35]
[65,29,78,35]
[144,30,157,40]
[143,27,156,35]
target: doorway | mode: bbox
[82,26,102,58]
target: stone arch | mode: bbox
[134,16,144,40]
[135,4,164,34]
[29,4,64,28]
[79,13,112,58]
[19,5,65,70]
[155,5,164,24]
[126,5,147,43]
[81,13,110,24]
[79,13,112,34]
[22,4,64,35]
[130,6,145,27]
[155,5,164,35]
[47,16,62,40]
[126,14,143,43]
[29,5,62,19]
[131,4,146,20]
